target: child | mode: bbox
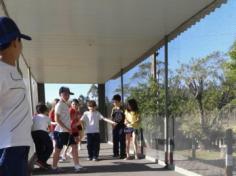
[111,94,126,159]
[70,99,84,150]
[124,98,141,160]
[61,99,83,160]
[80,100,116,161]
[31,103,53,169]
[52,87,82,173]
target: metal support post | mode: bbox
[121,69,124,103]
[37,83,45,103]
[98,84,107,142]
[225,129,233,176]
[164,35,169,168]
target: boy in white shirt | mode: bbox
[52,87,83,173]
[31,103,53,169]
[0,16,32,176]
[80,100,116,161]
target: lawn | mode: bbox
[175,149,236,160]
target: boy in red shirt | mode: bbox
[62,99,83,159]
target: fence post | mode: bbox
[140,128,144,155]
[192,138,196,159]
[225,129,233,176]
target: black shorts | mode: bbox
[124,127,134,134]
[53,131,76,149]
[124,127,139,135]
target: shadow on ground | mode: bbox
[32,159,169,175]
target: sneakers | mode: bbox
[112,154,119,158]
[51,167,64,173]
[35,160,51,169]
[119,155,126,159]
[59,156,67,162]
[124,156,132,160]
[66,152,73,159]
[93,158,98,161]
[74,164,83,172]
[87,157,98,161]
[75,164,83,169]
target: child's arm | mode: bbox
[50,121,57,125]
[103,117,117,125]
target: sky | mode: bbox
[45,84,92,103]
[45,0,236,102]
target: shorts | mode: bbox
[72,132,79,137]
[0,146,29,176]
[53,131,76,149]
[124,127,139,135]
[124,127,134,134]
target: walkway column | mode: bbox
[28,67,34,114]
[164,35,170,168]
[164,35,175,170]
[37,83,45,103]
[121,69,124,103]
[98,84,107,142]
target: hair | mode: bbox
[54,98,60,104]
[36,102,49,114]
[0,38,20,51]
[0,42,11,51]
[112,94,121,101]
[87,100,97,107]
[72,98,79,105]
[127,98,139,112]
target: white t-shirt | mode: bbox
[0,61,33,149]
[32,114,51,132]
[81,111,104,134]
[54,101,70,132]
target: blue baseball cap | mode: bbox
[0,16,31,47]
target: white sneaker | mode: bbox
[74,164,83,172]
[66,153,73,159]
[74,167,80,172]
[59,156,66,162]
[75,164,83,169]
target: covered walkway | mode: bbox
[32,143,183,176]
[1,1,232,176]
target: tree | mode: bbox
[87,84,98,102]
[175,52,227,148]
[223,41,236,106]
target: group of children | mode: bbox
[31,87,141,173]
[111,94,141,160]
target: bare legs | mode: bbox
[125,131,138,159]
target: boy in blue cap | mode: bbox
[0,16,32,176]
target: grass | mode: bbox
[175,149,236,160]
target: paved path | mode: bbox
[32,143,184,176]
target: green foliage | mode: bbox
[224,41,236,84]
[128,76,160,130]
[111,43,236,147]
